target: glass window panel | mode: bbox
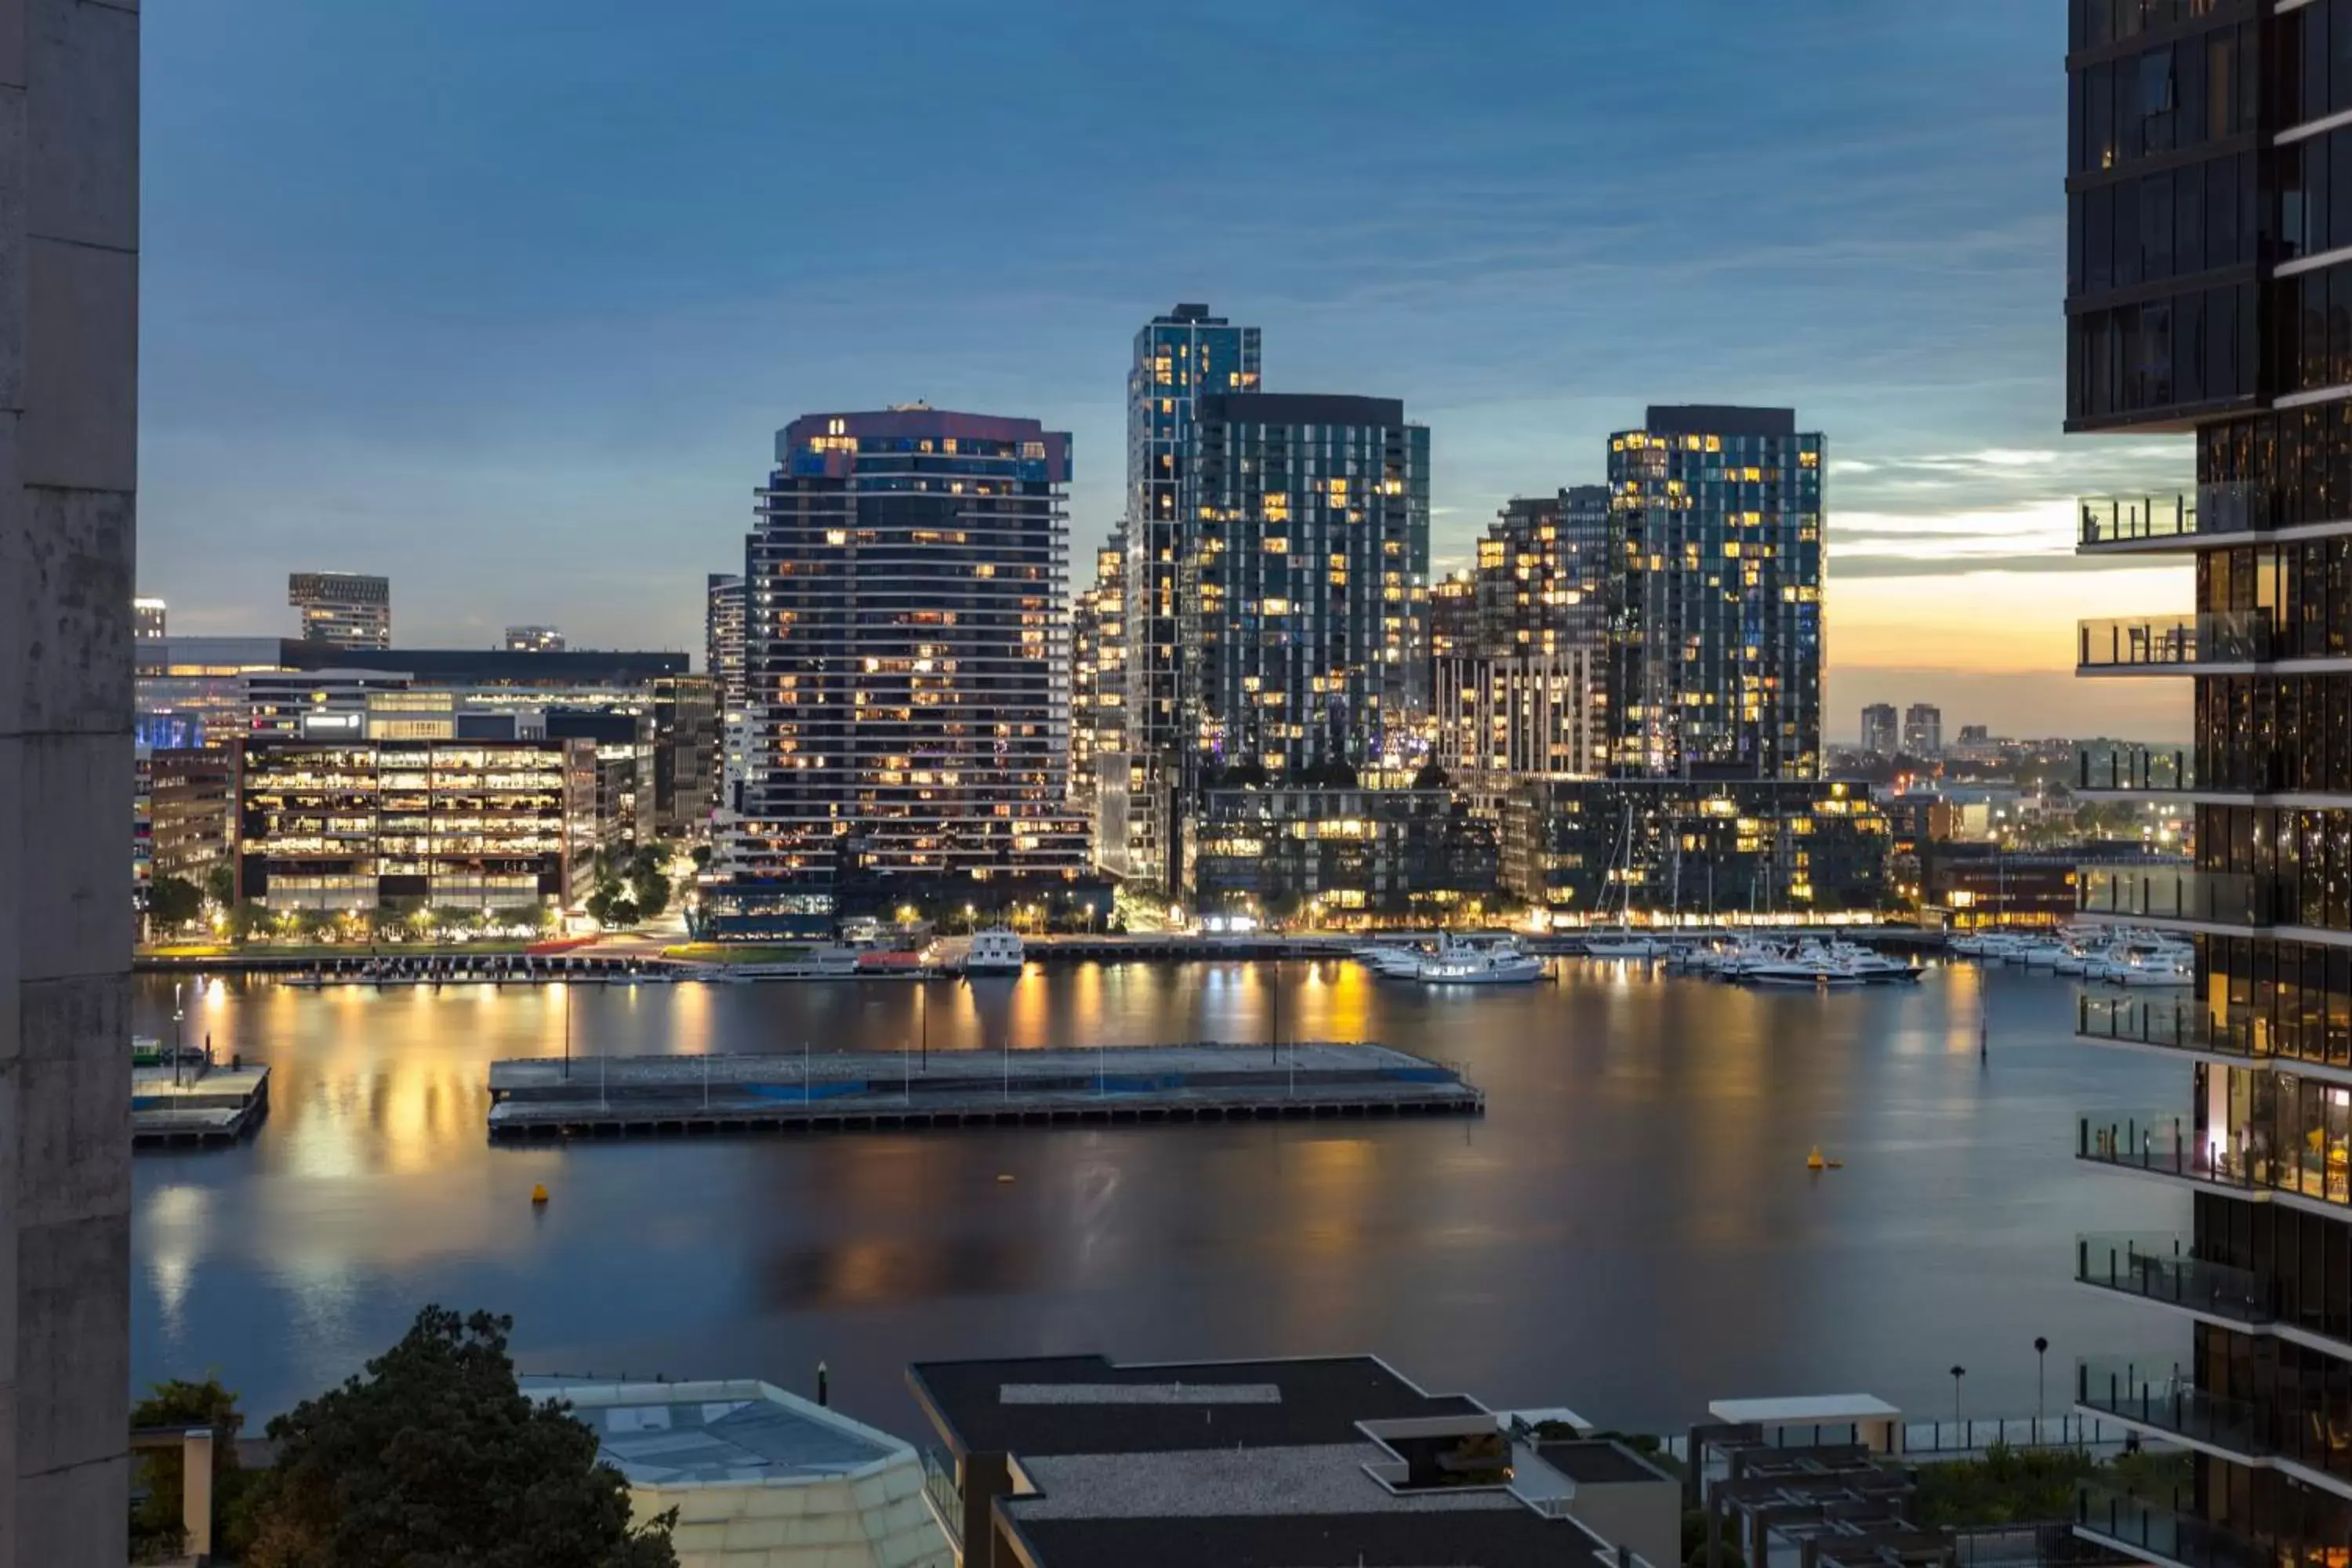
[2336,0,2352,115]
[2176,163,2205,274]
[2143,173,2173,278]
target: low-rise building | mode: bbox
[1433,650,1603,813]
[1187,786,1500,927]
[1504,779,1890,920]
[232,737,597,912]
[907,1352,1675,1568]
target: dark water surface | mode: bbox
[131,959,2187,1437]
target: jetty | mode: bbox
[485,1040,1483,1142]
[132,1064,270,1149]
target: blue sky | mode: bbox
[140,0,2191,739]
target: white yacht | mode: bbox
[1417,935,1548,985]
[1740,939,1868,989]
[1821,938,1922,984]
[961,927,1026,977]
[1584,932,1673,960]
[1352,941,1433,979]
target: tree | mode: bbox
[147,875,204,931]
[1411,762,1449,791]
[241,1307,675,1568]
[584,886,616,926]
[227,900,272,942]
[432,905,484,938]
[631,875,670,921]
[601,896,640,928]
[130,1375,251,1562]
[203,862,237,909]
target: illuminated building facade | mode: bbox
[1474,485,1613,659]
[134,597,165,640]
[1902,702,1943,757]
[1071,534,1129,869]
[2065,2,2352,1560]
[1180,392,1432,785]
[1860,703,1898,756]
[147,749,235,884]
[1123,303,1261,888]
[1188,786,1498,928]
[1606,405,1823,780]
[231,737,597,911]
[503,625,565,652]
[1503,778,1886,918]
[713,406,1087,936]
[1429,570,1479,664]
[706,572,746,709]
[288,571,391,649]
[1435,651,1603,811]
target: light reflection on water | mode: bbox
[132,960,2187,1435]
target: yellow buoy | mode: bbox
[530,1183,549,1205]
[1806,1147,1826,1171]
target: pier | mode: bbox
[485,1041,1483,1142]
[132,1064,270,1149]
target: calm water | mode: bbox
[131,960,2189,1437]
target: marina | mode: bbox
[484,1041,1483,1140]
[131,1063,270,1149]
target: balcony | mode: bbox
[2076,1111,2251,1194]
[2078,996,2263,1062]
[2075,1356,2265,1457]
[2075,1233,2270,1326]
[2078,612,2273,672]
[2073,1492,2270,1568]
[2078,485,2275,553]
[2079,866,2263,927]
[2077,744,2195,793]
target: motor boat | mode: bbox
[1584,933,1673,960]
[1416,935,1548,985]
[1820,938,1922,984]
[961,927,1026,977]
[2085,938,2194,988]
[1352,942,1432,979]
[1737,939,1868,989]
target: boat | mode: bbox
[1584,933,1672,960]
[961,927,1026,977]
[1820,938,1922,984]
[1416,934,1548,985]
[1352,941,1432,979]
[1737,939,1868,989]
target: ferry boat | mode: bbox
[1416,935,1547,985]
[961,927,1026,977]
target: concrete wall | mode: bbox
[0,0,138,1562]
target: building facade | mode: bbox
[1901,702,1943,757]
[1070,534,1128,869]
[706,572,746,709]
[1860,702,1898,756]
[288,571,392,649]
[1179,392,1432,782]
[1606,405,1823,780]
[134,597,165,641]
[1503,779,1886,919]
[503,625,564,653]
[232,738,597,912]
[1435,651,1603,810]
[1188,786,1500,927]
[147,749,236,885]
[644,673,717,839]
[1474,485,1613,659]
[1123,303,1262,889]
[2065,3,2352,1560]
[714,406,1088,935]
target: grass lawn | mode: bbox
[139,940,540,961]
[661,943,811,964]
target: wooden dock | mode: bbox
[132,1065,270,1149]
[485,1041,1483,1142]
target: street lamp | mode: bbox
[1949,1365,1966,1432]
[2034,1337,2049,1429]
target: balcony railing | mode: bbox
[2077,745,2194,793]
[920,1447,962,1550]
[2075,1356,2266,1455]
[2078,612,2274,670]
[2076,1111,2252,1194]
[2078,485,2277,549]
[2075,1233,2270,1325]
[2078,867,2263,926]
[2078,996,2260,1061]
[2073,1491,2270,1568]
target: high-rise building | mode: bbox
[1606,405,1823,780]
[2067,4,2352,1561]
[1123,303,1261,888]
[1860,703,1898,756]
[713,406,1087,934]
[1181,392,1431,780]
[1428,570,1479,664]
[288,571,392,649]
[1901,702,1942,757]
[133,596,166,640]
[503,624,565,653]
[1474,485,1613,659]
[1435,650,1603,808]
[1070,535,1129,872]
[706,572,746,710]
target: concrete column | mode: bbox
[179,1429,213,1560]
[0,0,139,1563]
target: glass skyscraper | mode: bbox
[2067,3,2352,1563]
[1123,303,1261,889]
[1605,405,1823,780]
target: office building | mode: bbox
[1435,650,1604,811]
[644,673,717,838]
[1123,303,1261,889]
[1180,392,1432,782]
[503,624,564,653]
[1860,703,1898,756]
[712,407,1088,936]
[288,571,392,649]
[1504,779,1887,919]
[133,597,165,640]
[1957,723,1991,746]
[1429,569,1479,662]
[2063,5,2352,1561]
[705,572,746,710]
[1901,702,1942,757]
[1607,405,1824,780]
[242,668,415,737]
[147,750,237,886]
[1070,535,1128,869]
[908,1352,1675,1568]
[231,737,597,912]
[1189,786,1501,928]
[1475,485,1613,659]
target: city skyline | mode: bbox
[134,1,2187,739]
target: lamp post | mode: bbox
[172,981,186,1089]
[1949,1364,1966,1436]
[2034,1337,2050,1431]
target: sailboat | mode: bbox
[1584,809,1672,959]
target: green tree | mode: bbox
[227,900,272,942]
[241,1307,675,1568]
[130,1375,249,1563]
[203,862,237,909]
[584,886,616,926]
[147,875,204,931]
[602,896,641,928]
[432,905,484,938]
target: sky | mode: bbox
[139,0,2192,742]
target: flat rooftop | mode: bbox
[537,1379,902,1488]
[1536,1439,1672,1486]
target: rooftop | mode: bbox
[1536,1439,1674,1486]
[535,1379,904,1489]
